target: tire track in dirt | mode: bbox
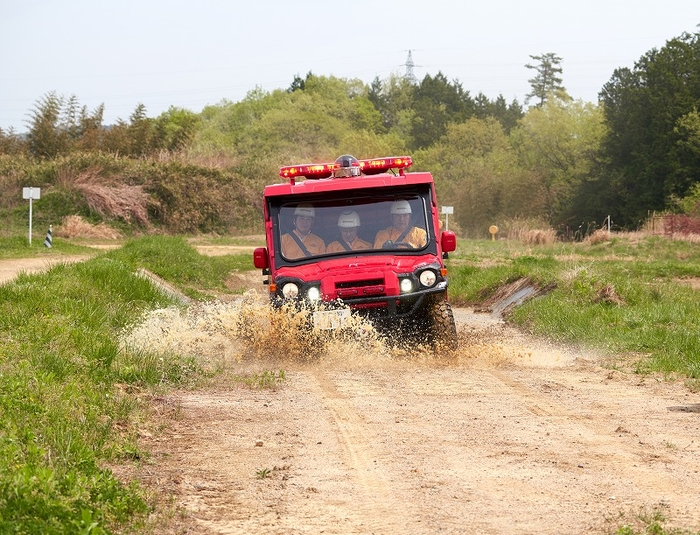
[488,369,566,417]
[310,369,416,534]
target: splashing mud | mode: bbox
[119,290,437,369]
[120,289,580,372]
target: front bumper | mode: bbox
[271,281,448,320]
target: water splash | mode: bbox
[119,290,399,368]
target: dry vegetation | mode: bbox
[56,167,152,226]
[56,215,124,239]
[584,228,612,245]
[498,218,558,245]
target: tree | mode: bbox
[410,72,475,149]
[367,75,417,144]
[75,103,105,151]
[599,32,700,226]
[22,92,108,156]
[417,117,545,237]
[127,103,155,156]
[474,92,524,133]
[675,107,700,161]
[525,53,569,106]
[153,107,200,151]
[288,71,315,93]
[510,99,607,227]
[0,127,28,155]
[192,75,388,187]
[26,92,67,158]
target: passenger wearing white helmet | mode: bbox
[281,203,326,259]
[327,210,371,253]
[373,200,427,249]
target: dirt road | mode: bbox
[0,255,93,284]
[3,255,699,534]
[134,306,700,534]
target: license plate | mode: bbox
[312,308,351,330]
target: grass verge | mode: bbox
[448,234,700,385]
[0,235,251,533]
[0,235,99,259]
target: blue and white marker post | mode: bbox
[22,187,41,246]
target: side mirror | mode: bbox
[441,231,456,253]
[253,247,269,269]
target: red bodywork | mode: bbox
[254,158,456,323]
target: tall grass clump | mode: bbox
[0,236,227,532]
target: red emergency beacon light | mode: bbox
[279,156,413,184]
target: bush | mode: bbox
[0,152,263,235]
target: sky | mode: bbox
[1,0,698,132]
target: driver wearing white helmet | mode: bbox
[327,210,371,253]
[373,200,427,249]
[281,204,326,259]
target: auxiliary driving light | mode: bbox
[307,286,321,301]
[400,278,413,293]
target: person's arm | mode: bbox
[374,228,389,249]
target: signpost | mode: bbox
[22,187,41,246]
[441,206,453,231]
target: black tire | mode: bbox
[427,297,458,352]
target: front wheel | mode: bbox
[426,297,458,352]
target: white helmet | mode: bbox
[294,204,315,218]
[337,210,360,228]
[390,200,412,214]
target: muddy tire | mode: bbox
[426,297,458,351]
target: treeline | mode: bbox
[1,31,699,237]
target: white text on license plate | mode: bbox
[313,308,351,330]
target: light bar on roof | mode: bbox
[279,155,412,180]
[279,163,334,180]
[360,156,413,175]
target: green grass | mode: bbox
[233,369,286,389]
[186,234,264,247]
[607,503,700,534]
[255,468,272,479]
[0,235,252,533]
[448,235,700,382]
[0,235,99,259]
[104,235,252,299]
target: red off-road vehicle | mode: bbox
[253,155,458,349]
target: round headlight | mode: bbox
[419,270,437,287]
[307,286,321,301]
[282,282,299,299]
[400,278,413,293]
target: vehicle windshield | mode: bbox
[276,194,431,261]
